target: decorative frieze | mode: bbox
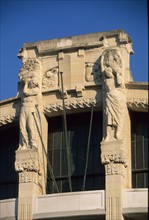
[44,97,101,114]
[101,152,128,167]
[0,113,19,126]
[15,160,40,173]
[15,148,41,175]
[127,98,148,112]
[0,96,148,127]
[105,163,125,177]
[19,171,39,183]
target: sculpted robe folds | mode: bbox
[101,50,127,141]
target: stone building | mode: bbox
[0,30,148,220]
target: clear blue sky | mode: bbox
[0,0,148,100]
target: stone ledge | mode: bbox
[33,190,105,219]
[23,30,131,54]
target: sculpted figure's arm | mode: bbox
[23,80,39,97]
[113,67,124,87]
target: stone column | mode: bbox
[15,149,42,219]
[101,141,128,220]
[15,57,48,219]
[100,49,131,220]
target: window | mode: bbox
[0,124,19,199]
[131,112,148,188]
[46,111,105,193]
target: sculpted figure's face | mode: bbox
[104,67,114,79]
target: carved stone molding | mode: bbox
[19,171,39,183]
[0,113,19,126]
[101,152,128,167]
[0,94,148,127]
[15,149,40,174]
[127,98,148,112]
[105,163,126,177]
[44,97,102,114]
[100,140,128,167]
[15,160,40,173]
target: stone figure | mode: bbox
[18,59,41,150]
[101,50,127,141]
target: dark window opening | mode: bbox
[0,124,19,199]
[130,111,148,188]
[46,111,104,194]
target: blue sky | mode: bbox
[0,0,148,100]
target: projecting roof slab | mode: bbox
[23,29,132,54]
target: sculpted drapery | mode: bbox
[101,49,127,141]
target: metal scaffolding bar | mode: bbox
[82,105,94,191]
[60,72,72,192]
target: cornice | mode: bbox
[126,82,148,90]
[23,30,131,55]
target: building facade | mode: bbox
[0,30,148,220]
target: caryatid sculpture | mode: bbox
[18,59,42,150]
[101,49,127,141]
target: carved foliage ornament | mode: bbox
[15,160,40,173]
[101,152,128,167]
[19,59,41,82]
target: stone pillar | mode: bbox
[15,57,48,219]
[101,141,128,220]
[15,149,42,219]
[100,49,131,220]
[15,112,48,220]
